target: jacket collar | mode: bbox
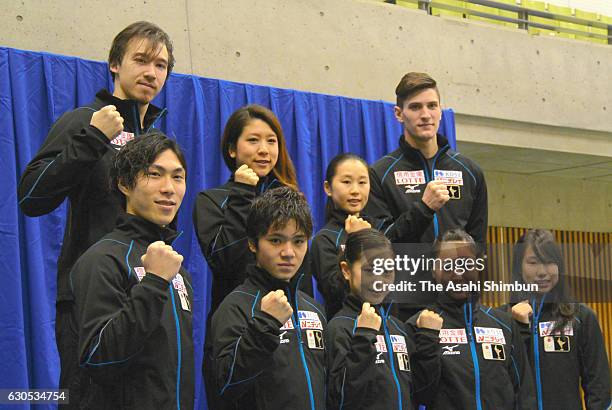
[344,292,392,318]
[398,134,450,161]
[246,264,304,298]
[95,89,164,133]
[115,213,179,245]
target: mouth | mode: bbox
[347,199,362,207]
[138,82,156,90]
[155,199,176,211]
[253,160,271,167]
[277,263,295,270]
[534,280,551,288]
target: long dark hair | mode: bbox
[324,153,369,221]
[221,104,298,191]
[512,229,576,333]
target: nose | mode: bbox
[280,242,296,258]
[349,182,359,194]
[143,62,157,81]
[160,175,176,195]
[257,141,269,155]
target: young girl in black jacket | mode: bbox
[327,228,442,410]
[508,229,610,410]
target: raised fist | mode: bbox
[416,309,443,331]
[345,214,371,234]
[90,105,124,140]
[261,289,293,325]
[141,241,183,282]
[511,301,533,324]
[421,180,450,212]
[234,164,259,186]
[357,302,381,331]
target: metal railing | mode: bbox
[385,0,612,44]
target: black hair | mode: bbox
[246,186,313,244]
[324,153,369,221]
[108,21,175,80]
[512,229,575,333]
[432,229,483,259]
[333,228,394,295]
[110,131,186,200]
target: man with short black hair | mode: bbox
[71,132,193,409]
[210,187,326,410]
[17,21,174,403]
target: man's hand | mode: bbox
[357,302,382,331]
[141,241,183,282]
[416,309,443,330]
[234,164,259,186]
[90,105,124,140]
[345,215,371,234]
[261,290,293,325]
[421,180,450,211]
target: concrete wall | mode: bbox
[1,0,610,232]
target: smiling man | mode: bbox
[71,132,193,409]
[17,22,174,404]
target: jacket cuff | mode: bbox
[141,273,171,290]
[86,124,113,147]
[416,200,436,217]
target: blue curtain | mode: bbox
[0,46,455,409]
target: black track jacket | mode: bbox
[18,89,165,302]
[327,293,441,410]
[71,214,194,409]
[210,265,326,410]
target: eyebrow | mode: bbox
[134,51,168,64]
[149,164,185,173]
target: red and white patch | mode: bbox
[394,170,426,186]
[280,318,295,331]
[134,266,146,281]
[110,131,135,148]
[439,328,468,344]
[298,311,323,330]
[375,335,388,352]
[390,335,407,353]
[539,321,574,337]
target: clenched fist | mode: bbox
[511,301,533,324]
[261,290,293,325]
[345,214,371,234]
[421,180,449,212]
[90,105,124,140]
[234,164,259,186]
[141,241,183,282]
[416,309,443,330]
[357,302,381,331]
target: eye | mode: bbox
[134,57,145,64]
[294,239,306,245]
[267,137,277,144]
[428,103,439,109]
[148,171,161,177]
[247,137,259,143]
[173,175,185,181]
[270,238,281,245]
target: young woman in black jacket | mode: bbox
[327,228,442,410]
[508,229,610,410]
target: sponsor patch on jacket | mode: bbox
[439,328,468,344]
[544,336,571,352]
[279,330,290,344]
[539,321,574,336]
[482,343,505,360]
[134,266,146,281]
[394,170,426,186]
[390,335,407,353]
[306,329,324,349]
[448,185,461,199]
[298,310,323,330]
[280,318,294,330]
[397,353,411,372]
[110,131,135,148]
[474,327,506,345]
[434,170,464,186]
[375,335,388,352]
[172,274,191,312]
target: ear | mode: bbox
[323,181,332,197]
[340,261,351,282]
[393,105,403,123]
[228,145,237,159]
[118,179,130,196]
[248,239,257,254]
[110,62,120,76]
